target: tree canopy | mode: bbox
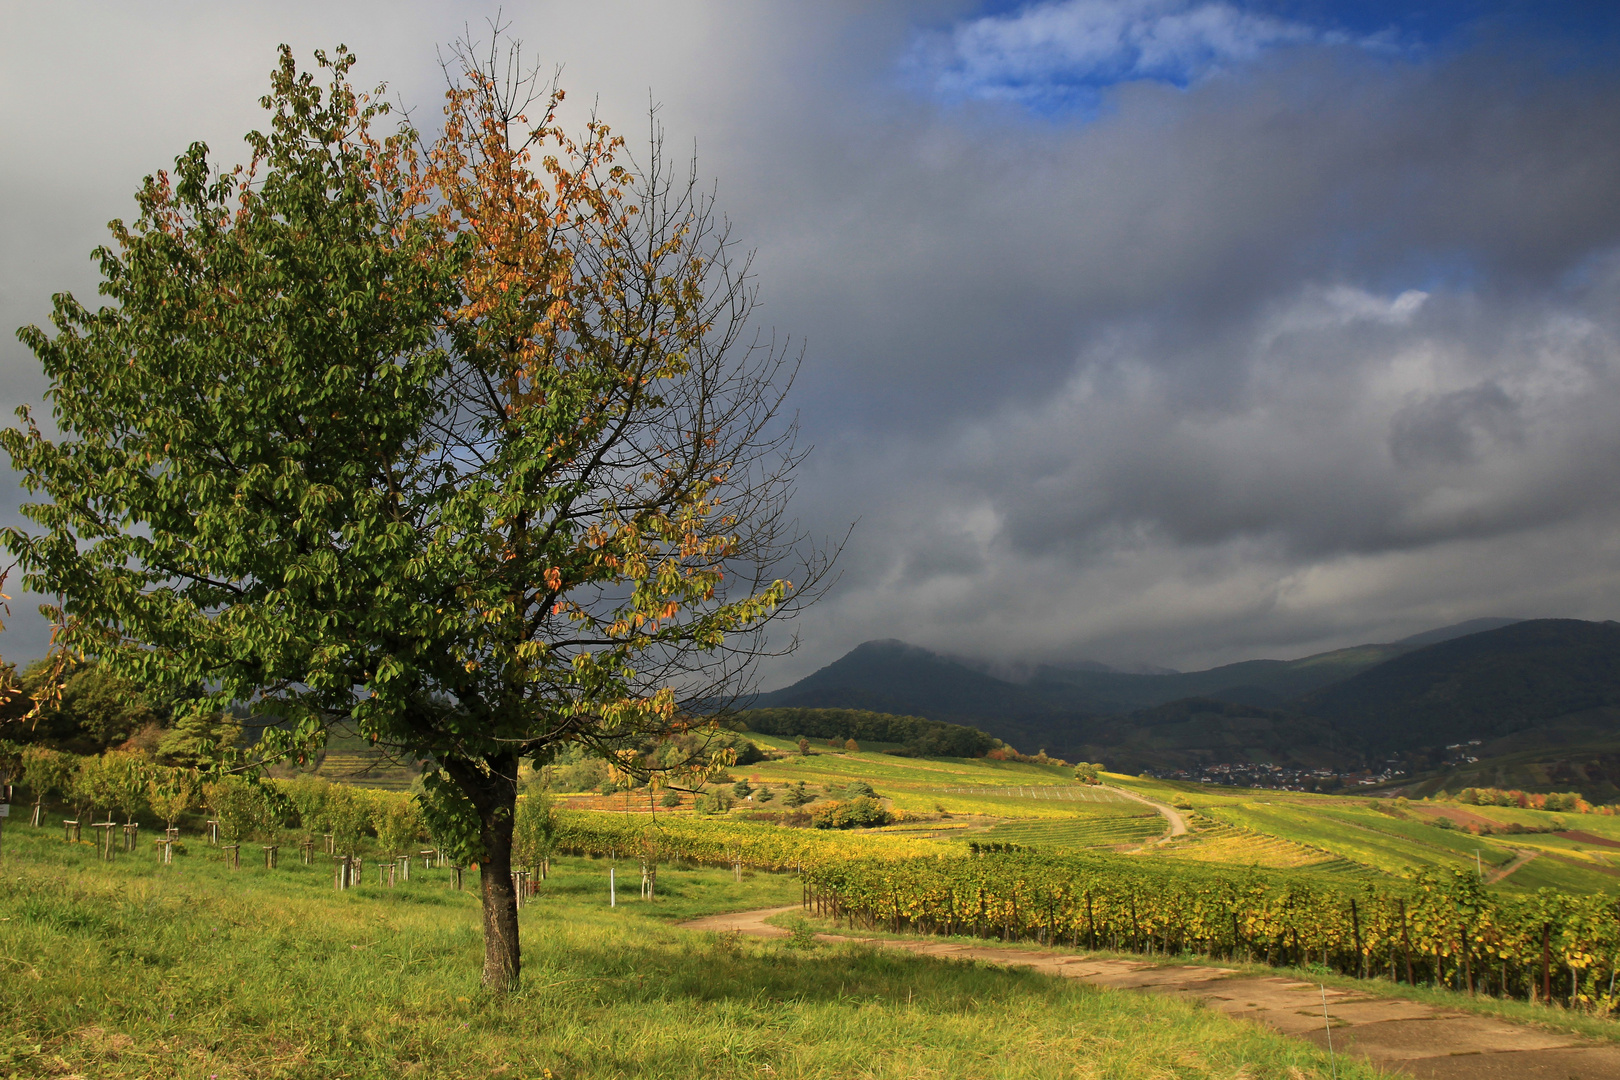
[3,39,824,990]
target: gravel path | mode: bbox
[1098,784,1188,841]
[680,906,1620,1079]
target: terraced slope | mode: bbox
[984,813,1166,849]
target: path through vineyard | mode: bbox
[1098,784,1187,843]
[682,906,1620,1078]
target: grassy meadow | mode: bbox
[566,735,1620,894]
[0,817,1375,1080]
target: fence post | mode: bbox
[1349,898,1363,978]
[1543,923,1554,1004]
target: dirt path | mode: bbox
[681,906,1620,1079]
[1487,849,1539,885]
[1100,784,1188,841]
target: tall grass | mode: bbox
[0,817,1376,1078]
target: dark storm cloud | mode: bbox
[3,1,1620,678]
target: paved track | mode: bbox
[681,905,1620,1079]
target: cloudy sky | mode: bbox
[4,1,1620,682]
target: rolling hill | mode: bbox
[757,618,1620,781]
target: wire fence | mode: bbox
[934,785,1133,803]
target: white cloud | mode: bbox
[907,0,1334,108]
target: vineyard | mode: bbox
[549,807,1620,1013]
[798,850,1620,1010]
[550,808,958,870]
[1159,811,1363,870]
[982,813,1165,849]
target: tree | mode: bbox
[511,789,556,877]
[156,710,243,769]
[8,659,162,755]
[204,776,278,842]
[78,750,148,825]
[147,767,198,830]
[3,39,826,991]
[0,739,21,799]
[323,783,371,856]
[374,792,425,858]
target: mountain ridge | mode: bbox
[755,617,1618,773]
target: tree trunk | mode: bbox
[446,753,521,993]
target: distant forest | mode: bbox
[734,707,999,758]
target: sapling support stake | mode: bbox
[1320,984,1338,1080]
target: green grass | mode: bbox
[0,817,1380,1079]
[768,910,1620,1051]
[983,813,1165,849]
[735,742,1105,819]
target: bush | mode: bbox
[810,796,891,829]
[698,789,734,814]
[659,789,683,808]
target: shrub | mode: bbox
[810,796,891,829]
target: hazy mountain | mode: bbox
[1300,619,1620,753]
[754,617,1609,772]
[1393,617,1523,648]
[759,634,1419,720]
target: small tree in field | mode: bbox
[204,776,278,843]
[78,750,148,825]
[147,768,198,830]
[512,790,556,878]
[322,783,371,857]
[2,39,825,991]
[374,792,425,859]
[19,745,77,824]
